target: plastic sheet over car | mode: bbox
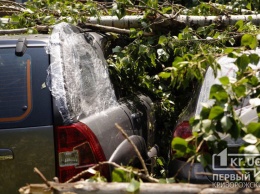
[46,22,117,124]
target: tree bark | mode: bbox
[19,182,260,194]
[87,14,260,28]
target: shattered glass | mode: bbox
[46,22,117,124]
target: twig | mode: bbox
[115,123,149,175]
[34,167,51,188]
[0,28,27,35]
[66,161,159,183]
[0,0,26,9]
[173,155,195,180]
[79,22,153,36]
[0,5,24,12]
[134,0,167,19]
[196,139,205,153]
[188,157,195,182]
[0,25,51,35]
[230,165,251,182]
[196,172,214,176]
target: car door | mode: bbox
[0,41,56,194]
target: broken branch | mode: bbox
[115,123,149,176]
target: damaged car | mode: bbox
[0,23,157,193]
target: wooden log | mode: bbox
[19,184,52,194]
[19,182,260,194]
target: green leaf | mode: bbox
[235,20,244,32]
[112,168,130,182]
[171,137,188,158]
[229,38,235,46]
[246,2,252,10]
[224,48,234,54]
[249,53,260,65]
[112,46,122,53]
[158,35,168,46]
[172,56,184,66]
[11,15,19,22]
[219,76,229,85]
[126,178,140,193]
[129,28,137,38]
[197,154,205,166]
[210,84,228,103]
[148,52,156,67]
[221,116,233,132]
[197,154,211,167]
[243,134,257,144]
[203,134,217,141]
[138,44,148,54]
[156,157,164,166]
[208,106,224,120]
[200,107,211,119]
[229,120,240,139]
[233,85,246,98]
[249,76,259,86]
[202,119,212,132]
[159,72,171,79]
[236,54,250,72]
[247,122,260,138]
[244,145,259,154]
[241,34,258,49]
[157,48,169,62]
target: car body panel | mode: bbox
[79,105,134,160]
[0,126,55,194]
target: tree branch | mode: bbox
[0,28,27,35]
[87,14,260,28]
[115,123,149,176]
[34,167,51,188]
[66,161,159,183]
[79,22,153,36]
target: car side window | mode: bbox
[0,52,32,122]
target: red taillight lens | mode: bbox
[173,121,192,139]
[55,122,107,182]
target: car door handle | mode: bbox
[0,149,14,160]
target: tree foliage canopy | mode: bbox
[2,0,260,183]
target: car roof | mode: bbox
[0,34,50,47]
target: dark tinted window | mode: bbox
[0,52,31,121]
[0,46,53,128]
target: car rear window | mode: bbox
[0,52,32,122]
[0,46,53,129]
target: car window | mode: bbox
[0,52,32,122]
[0,46,53,129]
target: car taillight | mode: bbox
[173,121,192,139]
[55,122,107,182]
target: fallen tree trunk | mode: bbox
[19,182,260,194]
[87,14,260,28]
[1,14,260,32]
